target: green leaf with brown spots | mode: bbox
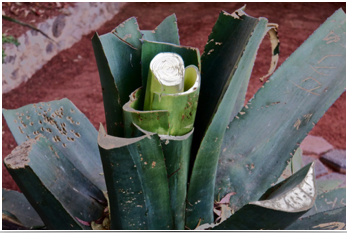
[3,135,106,230]
[215,8,346,213]
[2,98,106,191]
[98,125,173,230]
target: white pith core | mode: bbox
[162,65,200,97]
[150,52,185,88]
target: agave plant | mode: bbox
[2,6,346,230]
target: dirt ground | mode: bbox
[2,2,346,191]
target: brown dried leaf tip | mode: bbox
[4,135,43,169]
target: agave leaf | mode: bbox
[159,131,195,229]
[2,211,28,230]
[287,207,346,230]
[191,6,261,155]
[302,187,345,218]
[4,135,106,230]
[2,188,44,229]
[215,9,346,212]
[98,125,173,230]
[112,17,143,49]
[214,163,316,230]
[129,123,194,230]
[186,9,270,227]
[286,188,346,230]
[2,98,106,191]
[141,14,180,45]
[92,32,142,137]
[316,179,345,194]
[123,87,170,136]
[277,146,303,184]
[291,147,304,173]
[230,22,280,122]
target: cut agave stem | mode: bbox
[124,64,200,136]
[144,52,185,111]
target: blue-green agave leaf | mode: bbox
[2,188,44,229]
[98,125,173,230]
[141,14,180,45]
[130,123,194,230]
[277,147,303,184]
[112,17,143,49]
[186,8,270,228]
[92,32,142,137]
[2,98,106,191]
[286,187,346,230]
[214,163,316,230]
[4,135,106,230]
[316,179,345,194]
[215,8,346,212]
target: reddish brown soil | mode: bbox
[2,2,74,38]
[2,2,346,191]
